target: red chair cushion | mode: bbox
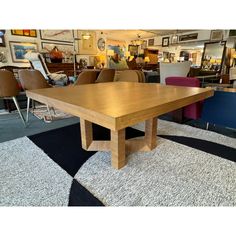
[165,76,202,120]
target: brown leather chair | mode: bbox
[135,70,146,83]
[74,70,98,85]
[117,70,140,82]
[95,69,115,83]
[18,69,52,122]
[0,70,26,126]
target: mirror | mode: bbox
[201,41,226,73]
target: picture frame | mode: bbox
[97,38,105,51]
[41,42,74,63]
[78,31,97,55]
[171,35,178,44]
[76,55,90,66]
[128,45,138,56]
[11,29,37,37]
[179,33,198,42]
[41,42,74,54]
[162,37,169,47]
[141,40,147,49]
[0,35,6,47]
[40,30,74,43]
[210,30,223,41]
[148,38,154,46]
[170,53,175,62]
[9,41,38,63]
[163,51,170,60]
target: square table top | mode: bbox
[26,82,214,130]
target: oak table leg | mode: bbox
[145,117,157,150]
[111,129,126,169]
[80,118,157,170]
[80,118,93,150]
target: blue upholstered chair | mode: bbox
[201,90,236,129]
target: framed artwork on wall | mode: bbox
[41,42,74,54]
[162,37,169,47]
[9,41,38,63]
[148,38,154,46]
[76,55,90,66]
[210,30,223,41]
[141,40,147,49]
[11,29,37,37]
[78,31,97,54]
[128,45,138,56]
[179,33,198,42]
[97,38,105,51]
[40,30,74,43]
[171,35,178,44]
[0,35,6,47]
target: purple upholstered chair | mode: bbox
[165,76,202,120]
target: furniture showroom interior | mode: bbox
[0,29,236,207]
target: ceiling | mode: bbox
[100,29,194,40]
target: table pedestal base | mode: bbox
[80,118,158,169]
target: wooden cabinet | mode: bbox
[144,49,158,64]
[46,62,79,76]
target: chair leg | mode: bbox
[26,97,31,123]
[46,105,53,120]
[12,97,26,126]
[51,107,56,115]
[32,100,36,111]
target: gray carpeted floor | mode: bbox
[76,120,236,206]
[1,119,235,206]
[0,110,79,143]
[0,137,72,206]
[77,140,236,206]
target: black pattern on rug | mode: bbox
[159,135,236,163]
[27,123,236,206]
[29,123,144,177]
[28,123,144,206]
[68,179,104,206]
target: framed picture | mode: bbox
[11,29,37,37]
[141,40,147,49]
[128,45,138,56]
[148,38,154,46]
[97,38,105,51]
[229,30,236,36]
[171,35,178,44]
[40,30,74,42]
[162,37,169,47]
[9,41,38,63]
[210,30,223,41]
[170,53,175,62]
[163,51,170,59]
[41,42,74,54]
[179,33,198,42]
[0,35,6,47]
[76,55,90,66]
[78,31,97,54]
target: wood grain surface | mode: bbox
[26,82,214,130]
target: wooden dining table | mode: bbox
[26,82,214,169]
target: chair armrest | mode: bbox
[46,71,65,76]
[53,71,64,74]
